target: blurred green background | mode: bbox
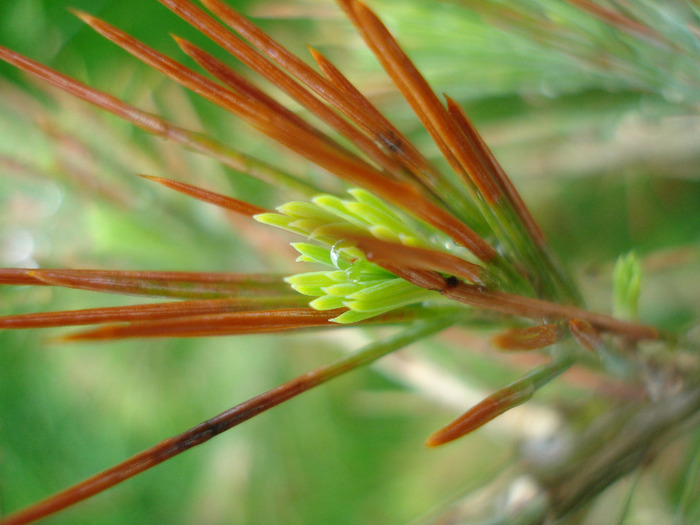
[0,0,699,524]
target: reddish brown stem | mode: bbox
[445,283,657,341]
[365,264,657,342]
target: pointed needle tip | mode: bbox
[424,432,450,448]
[425,414,482,447]
[171,34,187,46]
[46,333,76,344]
[70,9,95,24]
[54,331,104,343]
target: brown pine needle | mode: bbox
[59,307,346,340]
[0,297,306,329]
[426,356,573,446]
[138,175,268,216]
[0,268,289,299]
[361,240,484,285]
[445,96,546,246]
[426,386,526,447]
[0,268,47,286]
[57,305,440,341]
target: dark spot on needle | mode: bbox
[445,276,459,288]
[377,131,404,154]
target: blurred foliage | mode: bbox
[0,1,699,524]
